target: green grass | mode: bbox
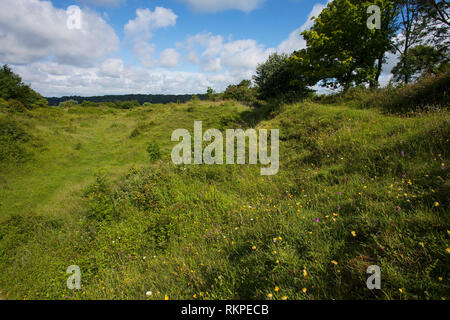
[0,99,448,300]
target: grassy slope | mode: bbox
[0,100,448,300]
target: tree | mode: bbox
[254,53,313,101]
[392,45,449,82]
[0,64,47,109]
[301,0,397,90]
[416,1,449,55]
[390,0,429,84]
[223,80,257,105]
[206,87,215,101]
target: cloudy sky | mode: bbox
[1,0,394,97]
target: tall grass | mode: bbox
[0,98,448,300]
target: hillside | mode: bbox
[0,96,448,300]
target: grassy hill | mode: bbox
[0,93,448,300]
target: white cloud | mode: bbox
[124,7,178,41]
[124,7,178,68]
[99,58,124,78]
[278,3,325,54]
[133,42,156,68]
[0,0,119,67]
[160,48,180,68]
[180,0,265,13]
[12,61,235,97]
[77,0,125,7]
[182,32,274,75]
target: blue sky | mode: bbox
[3,0,389,97]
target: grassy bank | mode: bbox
[0,98,448,300]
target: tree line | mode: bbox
[221,0,449,103]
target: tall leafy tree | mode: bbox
[390,0,429,84]
[254,53,313,101]
[391,44,449,82]
[301,0,397,91]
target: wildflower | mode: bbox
[351,231,357,237]
[438,277,443,281]
[338,192,342,196]
[435,202,440,207]
[418,242,424,248]
[331,260,338,265]
[252,245,257,250]
[315,218,319,223]
[267,293,273,298]
[401,150,405,157]
[446,248,450,254]
[193,294,197,299]
[275,286,279,292]
[231,241,236,245]
[303,269,308,278]
[164,295,169,300]
[362,178,365,183]
[276,260,280,264]
[281,296,288,300]
[146,291,152,297]
[399,289,403,293]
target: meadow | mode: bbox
[0,94,448,300]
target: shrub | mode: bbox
[58,99,78,108]
[84,170,117,222]
[147,142,161,161]
[0,65,47,109]
[254,52,312,102]
[129,128,141,138]
[0,117,32,163]
[223,80,258,106]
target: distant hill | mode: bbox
[45,94,207,106]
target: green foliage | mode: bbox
[0,117,32,163]
[223,80,258,106]
[0,65,47,109]
[206,87,215,101]
[84,170,117,222]
[0,88,448,301]
[391,45,449,84]
[58,99,78,108]
[254,52,313,102]
[301,0,397,90]
[147,142,161,161]
[129,128,141,138]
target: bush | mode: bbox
[0,65,47,109]
[223,80,258,106]
[0,117,32,163]
[129,128,141,138]
[316,69,450,113]
[147,142,161,161]
[58,99,78,108]
[254,52,313,102]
